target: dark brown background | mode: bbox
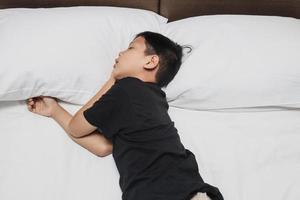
[0,0,299,21]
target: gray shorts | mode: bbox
[190,192,212,200]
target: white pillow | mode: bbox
[161,15,300,110]
[0,6,168,105]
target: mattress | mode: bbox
[0,100,300,200]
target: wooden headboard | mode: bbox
[0,0,299,21]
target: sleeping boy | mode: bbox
[27,31,223,200]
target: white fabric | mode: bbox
[161,15,300,110]
[191,192,212,200]
[0,6,167,105]
[1,100,300,200]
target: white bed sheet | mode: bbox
[0,100,299,200]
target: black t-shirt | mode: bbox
[83,76,223,200]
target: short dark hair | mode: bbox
[134,31,190,88]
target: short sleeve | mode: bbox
[83,83,131,140]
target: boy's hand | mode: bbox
[27,96,59,118]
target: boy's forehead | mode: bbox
[131,36,145,46]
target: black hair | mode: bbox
[134,31,192,88]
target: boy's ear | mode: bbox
[144,55,159,70]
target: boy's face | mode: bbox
[112,36,159,80]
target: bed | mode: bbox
[0,0,300,200]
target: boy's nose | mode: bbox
[119,49,127,56]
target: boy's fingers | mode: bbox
[27,98,33,104]
[27,100,36,110]
[27,98,39,113]
[27,104,32,111]
[27,102,33,108]
[26,100,34,106]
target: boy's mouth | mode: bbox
[113,59,118,68]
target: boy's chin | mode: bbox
[114,74,122,80]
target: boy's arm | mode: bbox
[69,130,113,157]
[51,105,112,157]
[50,76,116,157]
[68,76,116,138]
[28,75,116,157]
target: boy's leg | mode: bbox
[190,192,212,200]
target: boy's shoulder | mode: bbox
[117,76,161,89]
[115,76,166,99]
[111,77,143,97]
[115,76,148,91]
[116,76,144,85]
